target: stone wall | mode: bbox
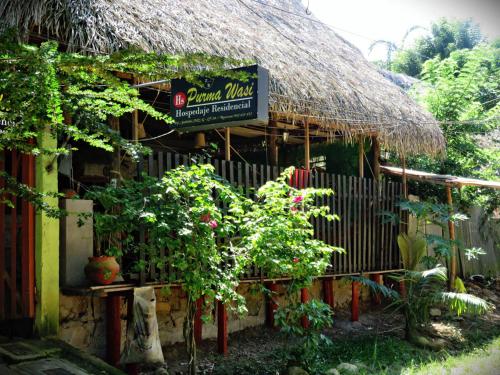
[59,278,374,358]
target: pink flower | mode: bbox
[293,257,300,263]
[209,220,218,229]
[200,213,211,223]
[290,206,298,212]
[292,195,304,204]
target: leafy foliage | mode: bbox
[0,32,249,214]
[392,19,484,77]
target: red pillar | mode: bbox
[300,288,309,329]
[194,297,204,344]
[265,282,278,328]
[323,278,335,310]
[217,300,228,355]
[399,279,407,298]
[106,294,121,367]
[371,273,383,305]
[351,281,360,322]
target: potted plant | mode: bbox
[82,179,146,285]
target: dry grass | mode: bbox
[0,0,445,156]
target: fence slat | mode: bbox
[143,152,402,282]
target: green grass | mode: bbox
[211,322,500,375]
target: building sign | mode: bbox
[170,65,269,132]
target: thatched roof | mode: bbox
[0,0,445,156]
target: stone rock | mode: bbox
[324,369,340,375]
[287,366,309,375]
[337,363,358,374]
[429,308,441,317]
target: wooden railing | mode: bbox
[135,151,402,282]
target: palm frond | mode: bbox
[349,276,399,299]
[438,292,492,316]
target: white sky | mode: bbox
[303,0,500,60]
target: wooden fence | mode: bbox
[136,151,403,282]
[0,150,36,322]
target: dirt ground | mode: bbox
[143,278,500,375]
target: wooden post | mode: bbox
[269,125,278,166]
[217,300,228,355]
[399,279,407,299]
[401,155,408,199]
[373,137,380,180]
[109,117,121,181]
[371,274,382,305]
[35,125,59,336]
[300,288,309,329]
[225,128,231,161]
[194,297,204,344]
[322,278,335,311]
[21,151,35,318]
[351,281,360,321]
[446,185,457,290]
[304,120,310,170]
[106,294,121,367]
[358,137,364,178]
[265,282,278,328]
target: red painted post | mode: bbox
[194,296,204,344]
[371,273,383,305]
[106,294,122,367]
[0,150,5,320]
[265,282,278,327]
[351,281,360,322]
[399,280,407,298]
[322,278,334,310]
[217,300,228,355]
[300,288,309,329]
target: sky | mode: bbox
[302,0,500,60]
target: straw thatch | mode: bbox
[0,0,445,155]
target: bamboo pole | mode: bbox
[304,121,310,170]
[373,137,380,180]
[358,137,364,178]
[225,128,231,161]
[446,185,457,290]
[401,154,408,199]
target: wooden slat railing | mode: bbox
[135,152,402,283]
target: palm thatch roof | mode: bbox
[0,0,445,156]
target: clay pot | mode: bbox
[84,256,120,285]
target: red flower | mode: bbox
[209,220,218,229]
[292,195,304,203]
[200,213,211,223]
[293,257,299,263]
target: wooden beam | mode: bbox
[224,128,231,161]
[358,137,364,178]
[265,282,278,328]
[322,278,335,311]
[109,117,121,181]
[35,125,59,336]
[269,123,278,166]
[446,186,457,290]
[217,300,228,355]
[300,288,309,328]
[351,281,360,321]
[304,121,310,170]
[371,274,382,305]
[106,294,122,367]
[373,137,380,180]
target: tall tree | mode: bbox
[392,18,484,77]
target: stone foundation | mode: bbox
[59,278,374,357]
